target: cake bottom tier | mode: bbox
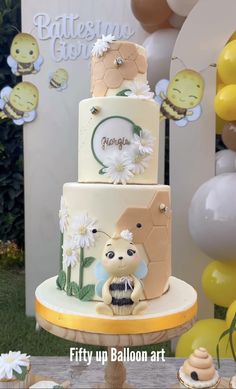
[58,182,171,301]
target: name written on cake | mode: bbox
[101,136,130,150]
[33,13,135,62]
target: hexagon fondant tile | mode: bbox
[135,54,148,73]
[119,42,138,61]
[149,191,171,226]
[144,226,169,262]
[93,79,107,97]
[119,60,138,80]
[110,41,121,51]
[103,51,120,69]
[143,261,171,299]
[115,208,153,243]
[104,68,123,88]
[93,61,106,80]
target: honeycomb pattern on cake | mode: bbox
[91,41,147,97]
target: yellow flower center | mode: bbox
[134,154,142,163]
[5,357,14,363]
[140,139,147,146]
[78,225,87,235]
[115,163,125,172]
[66,248,73,256]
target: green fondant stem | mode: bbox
[79,247,84,289]
[60,232,63,271]
[66,265,71,294]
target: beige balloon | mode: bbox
[141,20,171,33]
[222,122,236,151]
[131,0,172,26]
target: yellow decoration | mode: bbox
[202,260,236,308]
[176,319,233,358]
[226,300,236,344]
[35,298,197,335]
[228,31,236,42]
[218,41,236,85]
[214,85,236,121]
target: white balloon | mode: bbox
[169,13,186,29]
[215,149,236,175]
[143,28,179,89]
[167,0,199,17]
[189,173,236,261]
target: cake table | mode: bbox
[35,276,197,389]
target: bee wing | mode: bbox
[7,55,18,74]
[13,118,25,126]
[154,79,169,105]
[0,98,5,109]
[175,118,188,127]
[95,280,106,298]
[0,86,12,100]
[134,260,148,280]
[95,261,109,298]
[34,55,44,71]
[23,110,37,123]
[187,105,202,122]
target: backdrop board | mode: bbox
[21,0,148,315]
[170,0,236,318]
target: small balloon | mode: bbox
[176,319,233,358]
[143,28,179,89]
[222,122,236,151]
[215,149,236,175]
[189,173,236,261]
[202,261,236,308]
[131,0,172,26]
[167,0,198,17]
[218,41,236,85]
[214,85,236,122]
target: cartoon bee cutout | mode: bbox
[7,33,43,76]
[155,69,205,127]
[0,82,39,125]
[49,68,69,91]
[95,230,148,316]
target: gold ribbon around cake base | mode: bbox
[177,371,221,389]
[35,299,197,334]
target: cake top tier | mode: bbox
[91,35,148,97]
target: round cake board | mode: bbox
[172,377,229,388]
[36,276,197,388]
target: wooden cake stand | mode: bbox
[35,276,197,388]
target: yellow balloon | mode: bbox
[218,41,236,85]
[216,115,225,135]
[226,300,236,344]
[214,85,236,121]
[229,31,236,42]
[202,261,236,308]
[176,319,233,358]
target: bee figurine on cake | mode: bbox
[95,229,148,316]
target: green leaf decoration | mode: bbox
[53,386,64,389]
[78,284,95,301]
[56,270,66,290]
[116,89,131,96]
[66,283,73,296]
[99,167,106,175]
[83,256,96,268]
[216,313,236,368]
[133,124,142,136]
[13,366,28,381]
[70,281,79,296]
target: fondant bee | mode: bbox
[0,82,39,125]
[95,230,148,316]
[7,33,43,76]
[155,69,204,127]
[49,68,69,91]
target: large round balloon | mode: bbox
[215,149,236,175]
[202,260,236,307]
[218,41,236,85]
[222,122,236,151]
[167,0,198,17]
[131,0,172,26]
[189,173,236,261]
[143,28,179,89]
[214,85,236,122]
[176,319,233,358]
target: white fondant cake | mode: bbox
[54,37,172,312]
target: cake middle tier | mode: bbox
[78,96,160,184]
[59,183,171,301]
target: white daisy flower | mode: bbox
[70,213,97,249]
[133,129,154,155]
[125,81,154,100]
[62,238,79,268]
[59,196,69,233]
[130,146,151,175]
[0,351,30,380]
[120,229,133,241]
[103,151,134,185]
[91,34,115,57]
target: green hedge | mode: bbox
[0,0,23,247]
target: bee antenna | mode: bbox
[92,229,111,239]
[199,63,216,74]
[10,25,21,34]
[171,56,187,69]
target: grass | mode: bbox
[0,269,172,356]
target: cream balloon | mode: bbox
[169,13,186,29]
[189,173,236,261]
[167,0,199,17]
[215,150,236,175]
[143,28,179,89]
